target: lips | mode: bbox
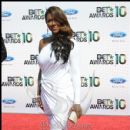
[52,28,58,32]
[52,27,57,30]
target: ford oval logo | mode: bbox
[42,33,52,38]
[110,77,126,84]
[5,56,14,61]
[64,9,78,15]
[2,98,16,104]
[110,32,126,38]
[2,11,12,17]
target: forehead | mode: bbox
[46,13,54,20]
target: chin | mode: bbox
[52,31,59,34]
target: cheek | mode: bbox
[56,25,60,30]
[47,25,52,30]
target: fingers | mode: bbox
[70,104,82,119]
[36,97,44,111]
[40,105,44,111]
[69,106,74,113]
[39,103,44,111]
[76,110,81,118]
[70,107,74,111]
[77,110,82,118]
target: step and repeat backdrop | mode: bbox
[2,2,130,115]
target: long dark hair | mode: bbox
[45,6,74,64]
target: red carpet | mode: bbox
[2,113,130,130]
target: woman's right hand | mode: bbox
[70,104,82,119]
[36,96,44,111]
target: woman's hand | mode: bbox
[36,96,44,111]
[70,104,82,119]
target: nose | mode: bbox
[51,20,56,25]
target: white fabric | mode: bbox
[37,39,80,130]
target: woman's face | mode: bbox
[46,13,60,34]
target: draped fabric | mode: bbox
[38,39,80,130]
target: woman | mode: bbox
[36,6,82,130]
[1,36,7,62]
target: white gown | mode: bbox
[37,39,80,130]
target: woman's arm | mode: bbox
[1,37,7,62]
[37,39,47,96]
[37,69,41,96]
[69,40,81,104]
[36,39,46,111]
[69,39,82,119]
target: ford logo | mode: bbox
[110,77,126,84]
[2,98,16,104]
[110,32,126,38]
[64,9,78,15]
[42,33,52,38]
[2,11,12,17]
[5,56,14,61]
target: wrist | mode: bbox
[37,92,41,96]
[74,100,80,104]
[36,95,41,98]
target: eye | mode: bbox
[46,18,51,23]
[47,19,51,23]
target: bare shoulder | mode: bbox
[39,37,53,52]
[39,39,47,52]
